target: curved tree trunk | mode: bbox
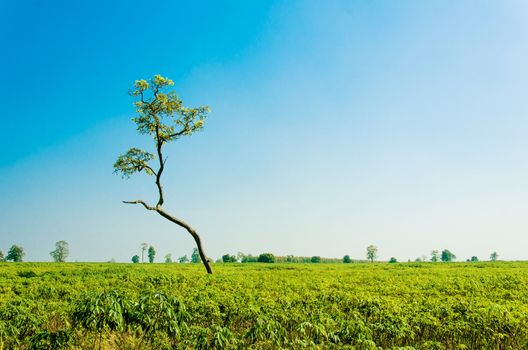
[157,208,213,274]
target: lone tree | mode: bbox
[131,255,140,263]
[441,249,456,262]
[6,245,25,262]
[114,75,212,273]
[50,240,69,262]
[490,251,498,261]
[140,243,148,263]
[366,245,378,262]
[430,250,439,262]
[190,248,200,264]
[148,245,156,263]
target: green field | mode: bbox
[0,262,527,349]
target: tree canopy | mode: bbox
[366,245,378,263]
[441,249,456,262]
[6,245,25,262]
[50,240,69,262]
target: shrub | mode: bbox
[257,253,275,263]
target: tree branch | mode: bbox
[143,165,158,176]
[123,200,156,211]
[168,127,188,139]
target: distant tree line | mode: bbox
[0,241,70,263]
[127,245,501,265]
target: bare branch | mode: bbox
[123,200,156,211]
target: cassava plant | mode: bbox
[114,75,213,274]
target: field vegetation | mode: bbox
[0,262,527,349]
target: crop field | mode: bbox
[0,262,527,349]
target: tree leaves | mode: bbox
[127,74,209,143]
[113,148,156,178]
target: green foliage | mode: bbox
[389,257,398,263]
[72,290,129,332]
[441,249,456,262]
[50,240,69,262]
[490,251,499,261]
[470,256,479,262]
[310,256,321,263]
[191,248,200,264]
[430,250,439,262]
[164,253,172,263]
[257,253,275,263]
[239,253,258,263]
[148,246,156,263]
[113,148,156,178]
[131,255,140,263]
[6,245,25,262]
[0,250,4,261]
[222,254,237,263]
[0,263,528,349]
[343,255,351,263]
[113,74,210,179]
[178,255,189,263]
[130,75,209,141]
[366,245,378,262]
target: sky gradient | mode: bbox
[1,1,528,262]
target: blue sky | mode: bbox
[1,1,528,262]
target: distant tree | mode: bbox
[191,248,200,263]
[415,257,423,262]
[366,245,378,262]
[470,256,479,262]
[430,250,439,262]
[141,243,148,263]
[311,256,321,263]
[343,255,351,263]
[241,254,258,263]
[441,249,456,262]
[257,253,275,263]
[131,255,140,263]
[164,253,172,263]
[114,75,212,274]
[50,240,69,262]
[6,245,25,262]
[178,255,189,263]
[389,257,397,263]
[490,251,498,261]
[286,254,295,262]
[0,251,4,262]
[148,246,156,263]
[222,254,237,263]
